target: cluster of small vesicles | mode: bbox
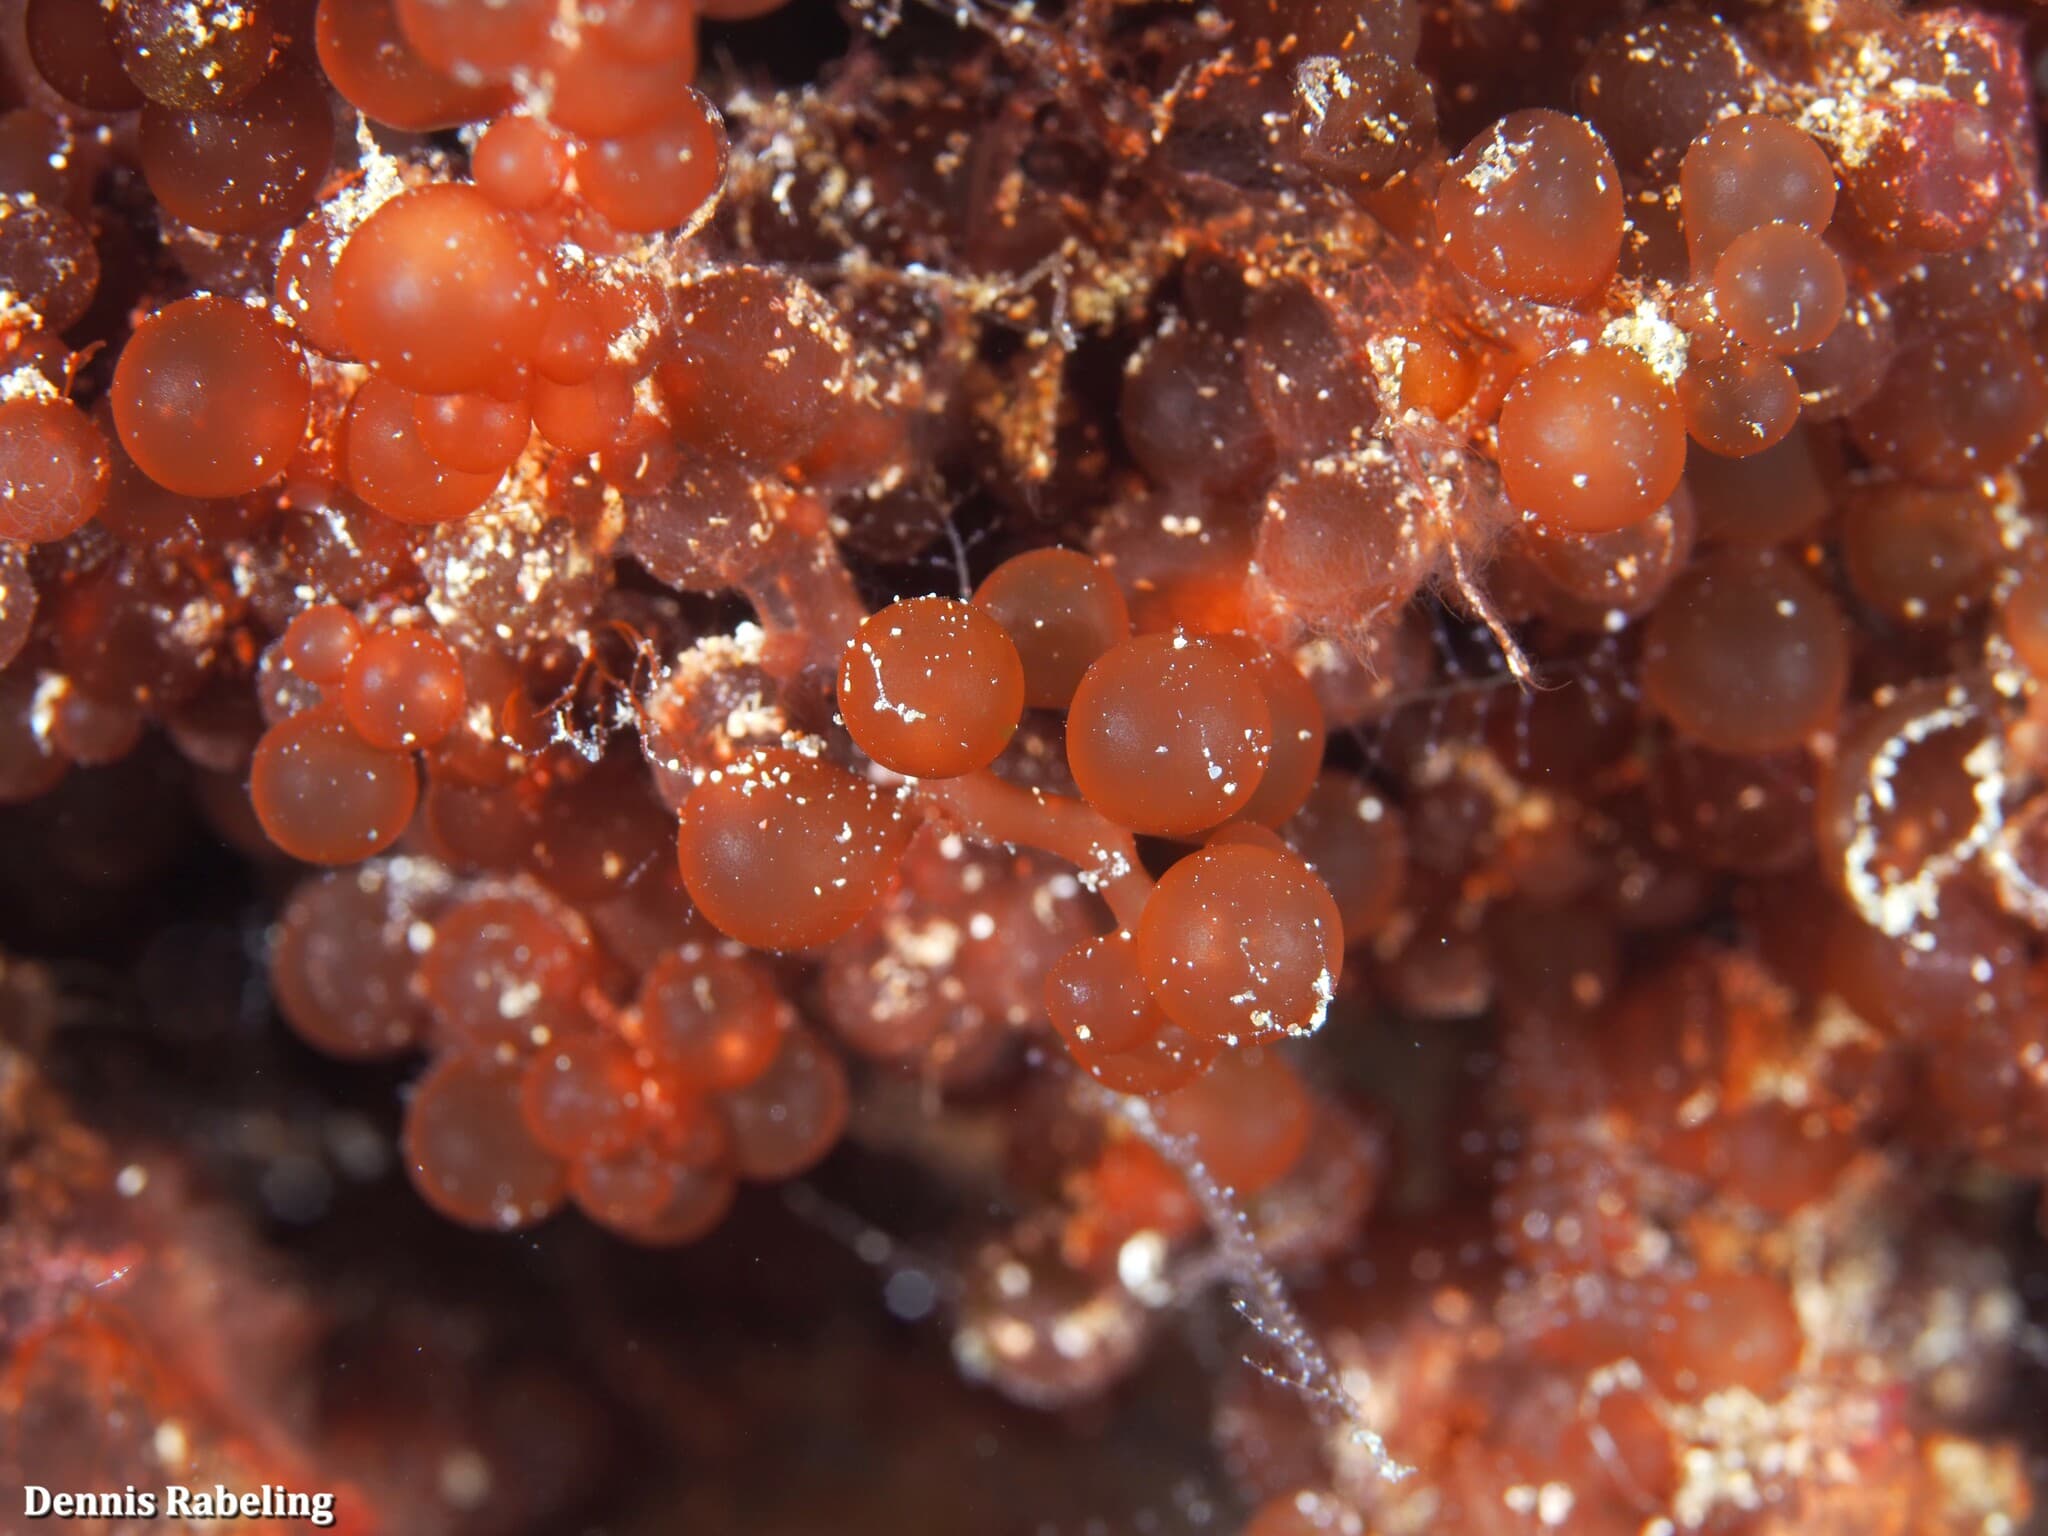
[1,0,2046,1528]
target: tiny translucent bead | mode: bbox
[721,1026,849,1181]
[1679,114,1837,268]
[419,888,595,1055]
[971,549,1131,711]
[519,1033,644,1160]
[112,296,310,498]
[0,398,111,544]
[1437,109,1623,306]
[249,707,419,864]
[577,91,729,234]
[1135,843,1343,1044]
[1641,547,1850,756]
[279,606,362,687]
[1046,931,1215,1097]
[1712,224,1846,355]
[837,596,1025,778]
[471,114,569,211]
[412,391,532,476]
[1498,344,1684,533]
[340,628,467,751]
[1066,634,1272,837]
[270,865,435,1060]
[635,945,787,1092]
[677,746,912,951]
[1680,347,1801,458]
[1154,1048,1312,1196]
[404,1052,567,1230]
[333,185,553,397]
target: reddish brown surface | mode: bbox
[0,0,2046,1530]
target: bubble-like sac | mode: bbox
[576,89,729,234]
[676,746,912,952]
[633,944,788,1092]
[1711,224,1845,357]
[412,390,531,476]
[1848,320,2048,486]
[1243,281,1379,454]
[1222,0,1420,61]
[720,1025,849,1180]
[270,860,448,1058]
[1650,740,1815,877]
[600,403,709,520]
[1679,344,1800,459]
[471,114,568,211]
[1840,479,2006,627]
[572,1151,734,1246]
[344,376,503,526]
[527,361,632,453]
[657,267,851,468]
[279,604,362,686]
[333,185,553,397]
[0,398,111,545]
[111,296,310,499]
[392,0,554,80]
[403,1051,568,1231]
[1844,95,2012,254]
[315,0,511,130]
[1790,287,1897,421]
[1497,344,1684,534]
[1573,12,1760,180]
[0,196,98,329]
[1136,841,1343,1045]
[340,627,467,751]
[1066,633,1273,838]
[1684,427,1831,546]
[1436,109,1622,307]
[417,885,597,1055]
[1046,930,1216,1097]
[519,1033,645,1160]
[1298,50,1435,192]
[1519,483,1695,621]
[1678,113,1837,269]
[1154,1047,1312,1196]
[1121,316,1275,496]
[1644,1269,1804,1400]
[137,66,335,236]
[524,12,702,142]
[971,548,1131,711]
[1641,546,1849,756]
[837,596,1024,779]
[1256,444,1437,625]
[249,706,420,865]
[48,682,141,766]
[25,0,147,110]
[114,0,275,110]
